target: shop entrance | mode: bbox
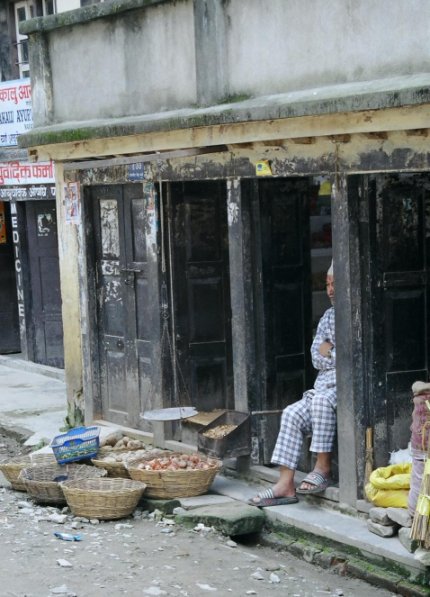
[168,181,233,413]
[26,200,64,367]
[89,181,233,430]
[359,173,430,467]
[249,177,333,466]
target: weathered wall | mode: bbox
[30,0,197,125]
[21,0,430,129]
[225,0,430,97]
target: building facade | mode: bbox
[19,0,430,507]
[0,0,107,367]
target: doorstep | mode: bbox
[209,473,429,585]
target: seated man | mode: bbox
[250,263,336,507]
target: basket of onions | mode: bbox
[126,451,222,499]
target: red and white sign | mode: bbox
[0,79,32,147]
[0,160,54,185]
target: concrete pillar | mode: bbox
[226,179,258,414]
[28,32,54,126]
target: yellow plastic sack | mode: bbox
[365,463,412,508]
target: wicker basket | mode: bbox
[19,463,107,505]
[127,452,222,499]
[91,455,131,478]
[61,477,147,519]
[92,448,165,479]
[0,453,57,491]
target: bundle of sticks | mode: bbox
[410,460,430,548]
[410,400,430,548]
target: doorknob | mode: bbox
[117,339,124,350]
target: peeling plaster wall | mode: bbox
[225,0,430,97]
[39,1,196,125]
[22,0,430,130]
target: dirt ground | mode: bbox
[0,432,396,597]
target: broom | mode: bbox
[410,401,430,547]
[364,427,373,493]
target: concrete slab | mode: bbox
[178,493,235,509]
[175,501,265,536]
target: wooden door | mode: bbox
[26,200,64,367]
[0,202,20,353]
[169,181,233,412]
[254,178,313,462]
[91,184,160,428]
[363,173,430,463]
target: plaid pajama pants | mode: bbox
[271,387,337,470]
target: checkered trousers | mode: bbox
[271,387,337,470]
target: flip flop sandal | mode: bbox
[296,471,331,495]
[248,487,299,507]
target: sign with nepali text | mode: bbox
[0,79,32,147]
[0,160,54,186]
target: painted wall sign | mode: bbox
[10,202,25,322]
[128,162,144,181]
[0,185,56,201]
[0,79,32,147]
[0,160,54,185]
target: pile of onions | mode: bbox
[136,453,219,471]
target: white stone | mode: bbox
[251,571,264,580]
[269,573,280,583]
[48,513,68,524]
[196,583,217,591]
[226,539,237,548]
[143,587,167,596]
[50,585,69,594]
[56,559,73,567]
[114,523,133,530]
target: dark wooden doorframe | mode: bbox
[167,180,234,415]
[88,183,162,430]
[25,200,64,368]
[239,178,313,464]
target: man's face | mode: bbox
[326,275,334,305]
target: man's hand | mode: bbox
[319,340,334,357]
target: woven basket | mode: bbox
[19,463,107,505]
[61,477,147,520]
[0,453,56,491]
[92,455,131,478]
[127,452,222,499]
[92,448,165,479]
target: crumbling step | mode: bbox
[174,501,265,536]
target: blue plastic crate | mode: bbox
[51,426,100,465]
